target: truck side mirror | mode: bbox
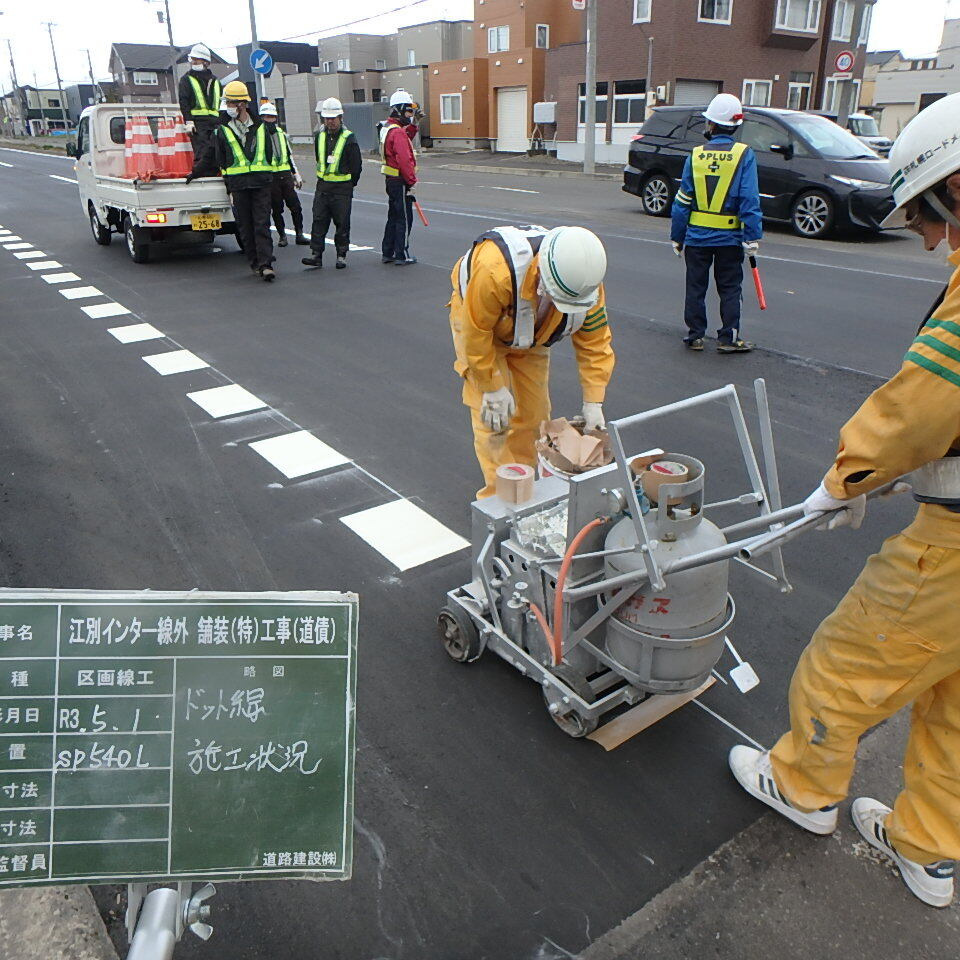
[770,142,793,160]
[65,141,77,158]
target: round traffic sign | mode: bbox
[835,50,855,73]
[250,48,274,75]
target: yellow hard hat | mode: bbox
[223,80,251,102]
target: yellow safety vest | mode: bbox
[220,124,272,176]
[315,127,353,182]
[271,127,292,173]
[187,75,222,118]
[689,142,748,230]
[379,123,400,177]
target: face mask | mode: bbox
[190,62,204,71]
[225,106,239,119]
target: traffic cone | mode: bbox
[156,118,176,178]
[131,114,160,181]
[171,115,194,178]
[123,117,135,178]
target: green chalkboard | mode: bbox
[0,589,357,886]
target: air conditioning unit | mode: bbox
[656,84,668,102]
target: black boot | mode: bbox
[295,233,309,245]
[335,253,347,269]
[301,255,322,268]
[277,234,288,247]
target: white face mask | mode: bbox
[225,106,239,119]
[190,62,205,71]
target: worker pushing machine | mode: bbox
[178,43,222,153]
[672,93,761,353]
[449,225,613,498]
[259,102,307,248]
[729,91,960,909]
[380,89,419,265]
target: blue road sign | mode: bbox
[250,48,273,75]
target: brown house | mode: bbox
[108,43,231,104]
[545,0,875,163]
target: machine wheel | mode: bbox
[542,666,599,739]
[437,606,481,663]
[790,190,834,239]
[641,173,673,217]
[124,215,150,263]
[89,206,111,245]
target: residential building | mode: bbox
[65,84,96,124]
[859,49,898,109]
[236,41,318,91]
[109,43,231,104]
[20,86,71,134]
[545,0,876,163]
[395,20,473,67]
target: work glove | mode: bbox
[672,241,683,257]
[185,121,196,135]
[802,481,866,531]
[294,174,303,189]
[582,401,605,432]
[480,387,516,434]
[742,240,760,257]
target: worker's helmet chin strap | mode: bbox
[923,189,960,231]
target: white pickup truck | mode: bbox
[68,103,236,263]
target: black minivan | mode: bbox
[622,106,895,239]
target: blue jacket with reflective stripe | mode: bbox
[670,135,763,247]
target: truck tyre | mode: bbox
[641,173,673,217]
[791,190,835,239]
[124,215,150,263]
[89,206,111,246]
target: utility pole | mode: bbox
[84,49,98,104]
[6,39,21,135]
[837,0,868,126]
[248,0,263,100]
[582,0,597,175]
[162,0,178,100]
[645,36,654,120]
[43,22,70,131]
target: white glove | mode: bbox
[480,387,516,434]
[742,240,760,257]
[582,401,605,432]
[185,121,196,134]
[294,174,303,189]
[672,241,683,257]
[802,481,866,531]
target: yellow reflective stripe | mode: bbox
[689,210,742,229]
[248,125,273,173]
[220,126,249,175]
[273,129,291,171]
[188,75,220,117]
[316,128,353,181]
[381,163,400,175]
[691,142,747,226]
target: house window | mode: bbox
[699,0,732,24]
[613,79,647,124]
[775,0,821,32]
[132,71,158,85]
[742,79,772,106]
[633,0,652,23]
[46,98,60,108]
[353,89,366,103]
[831,0,853,41]
[488,25,509,53]
[535,24,550,49]
[822,77,860,112]
[337,58,350,71]
[407,49,417,66]
[372,88,382,102]
[787,71,813,110]
[578,81,609,124]
[322,61,334,73]
[440,93,462,123]
[859,4,872,45]
[376,59,386,70]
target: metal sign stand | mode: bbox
[125,881,216,959]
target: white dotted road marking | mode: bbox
[340,500,470,572]
[3,242,29,249]
[142,350,209,376]
[81,302,131,319]
[186,384,267,419]
[109,323,165,344]
[48,175,78,185]
[41,272,81,284]
[25,260,63,270]
[13,251,46,260]
[0,161,12,168]
[249,431,350,480]
[59,286,104,300]
[0,235,22,241]
[487,186,540,194]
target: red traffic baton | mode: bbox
[414,199,430,227]
[749,255,767,310]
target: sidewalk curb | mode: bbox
[0,885,119,960]
[437,162,621,181]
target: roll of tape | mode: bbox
[496,463,535,504]
[641,459,690,505]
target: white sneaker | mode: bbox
[851,797,955,908]
[728,745,838,835]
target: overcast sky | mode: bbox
[0,0,948,90]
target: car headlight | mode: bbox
[829,175,888,191]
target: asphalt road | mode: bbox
[0,145,949,959]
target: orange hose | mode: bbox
[550,517,607,666]
[528,602,557,666]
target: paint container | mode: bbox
[496,463,535,504]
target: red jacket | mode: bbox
[382,119,417,187]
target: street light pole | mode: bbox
[247,0,262,101]
[43,22,70,132]
[645,36,654,120]
[837,0,868,126]
[582,0,597,175]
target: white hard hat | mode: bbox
[260,101,278,117]
[538,226,607,314]
[317,97,343,117]
[389,89,413,108]
[703,93,744,127]
[188,43,212,62]
[882,91,960,228]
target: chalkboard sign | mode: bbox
[0,589,357,886]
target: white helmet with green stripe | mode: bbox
[883,91,960,228]
[539,226,607,314]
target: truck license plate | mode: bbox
[190,213,222,231]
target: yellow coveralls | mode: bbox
[449,239,615,498]
[770,248,960,865]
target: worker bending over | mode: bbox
[178,43,221,152]
[449,225,613,498]
[380,90,418,265]
[729,92,960,909]
[672,93,761,353]
[259,102,307,247]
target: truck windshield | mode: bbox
[849,116,881,137]
[789,114,876,159]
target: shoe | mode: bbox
[717,338,754,353]
[851,797,955,908]
[381,256,395,263]
[301,256,322,268]
[259,267,275,282]
[295,234,310,245]
[335,255,347,269]
[728,746,838,835]
[394,256,418,265]
[684,338,704,351]
[277,235,288,247]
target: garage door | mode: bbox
[496,86,528,153]
[674,80,720,108]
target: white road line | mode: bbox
[0,147,73,160]
[14,251,46,260]
[487,186,539,194]
[186,384,267,419]
[341,500,469,572]
[142,349,209,376]
[25,260,62,270]
[108,323,164,344]
[59,286,104,300]
[0,161,12,168]
[271,226,373,252]
[1,237,24,243]
[4,243,32,250]
[81,302,131,319]
[48,174,78,184]
[249,431,350,480]
[41,272,81,284]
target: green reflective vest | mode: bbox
[316,127,353,182]
[220,123,272,176]
[689,141,748,231]
[187,75,222,118]
[271,127,292,173]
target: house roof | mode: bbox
[111,42,228,71]
[866,49,899,66]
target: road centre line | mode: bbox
[0,146,73,160]
[487,186,540,194]
[48,174,78,184]
[0,161,12,168]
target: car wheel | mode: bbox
[89,206,111,246]
[124,215,150,263]
[791,190,835,239]
[641,173,673,217]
